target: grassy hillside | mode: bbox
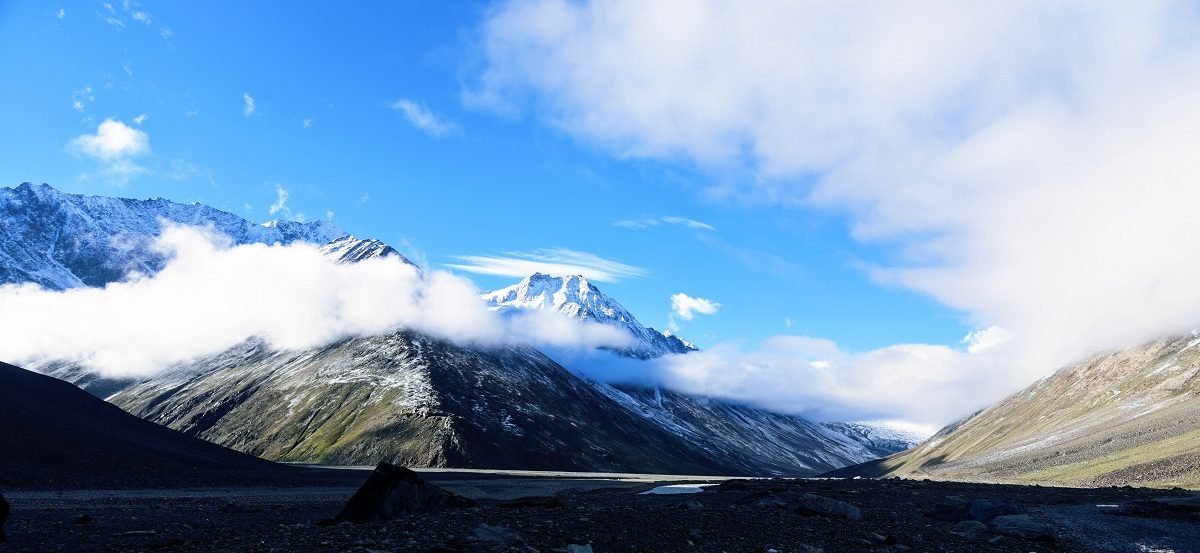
[841,334,1200,488]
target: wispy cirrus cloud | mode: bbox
[447,248,647,282]
[266,184,305,222]
[242,93,256,117]
[390,98,454,137]
[614,215,716,231]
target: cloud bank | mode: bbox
[473,0,1200,421]
[0,226,630,378]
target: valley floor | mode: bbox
[2,470,1198,553]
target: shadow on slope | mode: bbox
[0,361,362,490]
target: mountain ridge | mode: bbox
[0,182,345,290]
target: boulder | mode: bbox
[923,502,966,522]
[333,463,475,523]
[793,494,862,521]
[990,515,1056,542]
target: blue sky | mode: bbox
[5,1,1200,427]
[0,0,968,353]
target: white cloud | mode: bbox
[132,113,146,125]
[131,10,150,24]
[474,0,1200,423]
[447,248,648,282]
[67,118,150,185]
[670,293,720,321]
[390,98,453,137]
[0,226,634,378]
[359,193,371,204]
[614,215,716,231]
[266,184,304,222]
[57,8,65,19]
[302,117,313,128]
[243,93,256,117]
[661,216,716,231]
[961,326,1014,354]
[550,334,1006,429]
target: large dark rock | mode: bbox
[964,499,1023,523]
[1,492,8,543]
[334,463,474,523]
[793,493,862,521]
[923,499,1023,523]
[991,515,1056,542]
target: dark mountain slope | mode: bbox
[0,361,293,489]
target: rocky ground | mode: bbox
[2,473,1198,553]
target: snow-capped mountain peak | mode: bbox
[319,235,416,266]
[484,273,635,324]
[483,272,697,359]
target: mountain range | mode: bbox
[0,182,343,290]
[3,182,916,476]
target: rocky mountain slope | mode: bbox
[104,331,734,474]
[834,333,1200,488]
[0,182,344,290]
[593,383,883,474]
[821,422,924,458]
